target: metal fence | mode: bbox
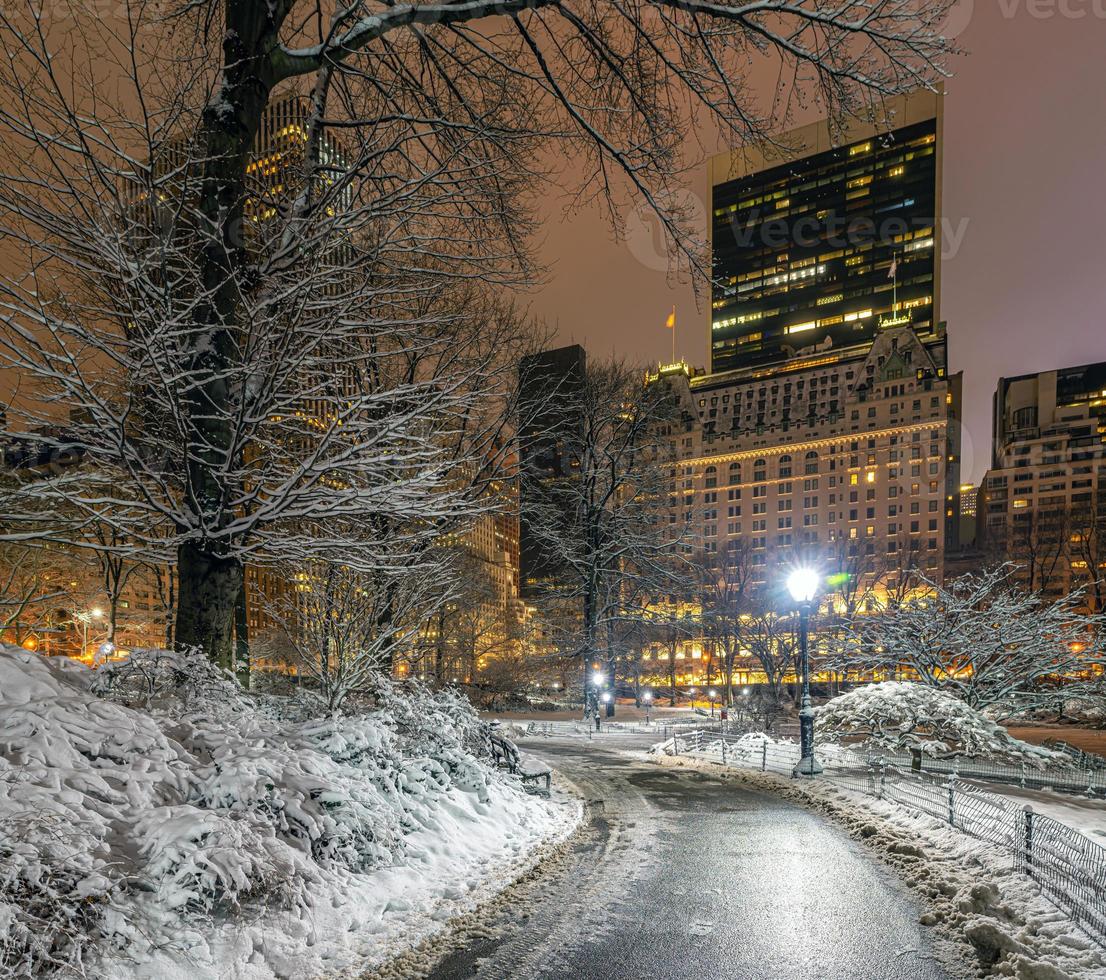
[862,750,1106,798]
[514,719,676,738]
[671,730,1106,948]
[1022,808,1106,942]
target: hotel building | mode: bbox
[638,90,963,690]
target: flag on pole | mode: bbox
[887,255,898,280]
[665,306,676,329]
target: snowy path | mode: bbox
[426,737,956,980]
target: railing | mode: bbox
[862,750,1106,799]
[517,719,705,739]
[1023,808,1106,942]
[669,730,1106,948]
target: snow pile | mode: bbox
[655,753,1106,978]
[817,682,1068,766]
[0,647,579,978]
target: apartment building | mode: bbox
[979,362,1106,606]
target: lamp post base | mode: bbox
[793,755,823,777]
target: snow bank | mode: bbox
[816,682,1068,766]
[654,753,1106,978]
[0,648,580,978]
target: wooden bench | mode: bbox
[487,727,552,795]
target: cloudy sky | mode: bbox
[528,1,1106,482]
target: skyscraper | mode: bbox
[646,91,960,686]
[517,344,587,599]
[708,89,943,376]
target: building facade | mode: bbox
[635,90,962,693]
[708,89,943,376]
[659,324,961,600]
[979,362,1106,607]
[517,344,587,599]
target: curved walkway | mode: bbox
[428,737,956,980]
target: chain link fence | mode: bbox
[670,729,1106,948]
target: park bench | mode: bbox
[485,725,552,795]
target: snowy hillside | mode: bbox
[0,648,579,978]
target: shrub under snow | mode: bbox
[816,682,1067,766]
[0,646,551,978]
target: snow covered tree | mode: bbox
[0,0,957,666]
[839,565,1106,715]
[816,681,1066,766]
[520,359,687,713]
[256,559,451,712]
[692,544,753,708]
[742,591,798,707]
[0,543,70,645]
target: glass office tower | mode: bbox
[709,92,942,375]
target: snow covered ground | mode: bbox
[651,752,1106,979]
[0,648,582,979]
[116,776,581,980]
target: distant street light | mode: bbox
[708,688,717,718]
[688,685,697,710]
[786,567,823,776]
[642,689,653,724]
[74,606,104,658]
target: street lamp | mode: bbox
[708,688,717,718]
[586,669,605,720]
[642,689,653,724]
[74,607,103,658]
[787,567,823,776]
[688,685,697,710]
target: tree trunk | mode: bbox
[161,565,176,648]
[174,2,279,663]
[235,574,250,687]
[175,540,241,671]
[604,617,616,717]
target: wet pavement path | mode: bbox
[427,737,955,980]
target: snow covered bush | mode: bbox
[0,768,116,978]
[815,682,1067,765]
[90,646,247,721]
[0,646,539,977]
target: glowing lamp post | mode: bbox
[587,669,605,720]
[786,567,822,776]
[708,688,717,718]
[75,607,103,658]
[642,689,653,725]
